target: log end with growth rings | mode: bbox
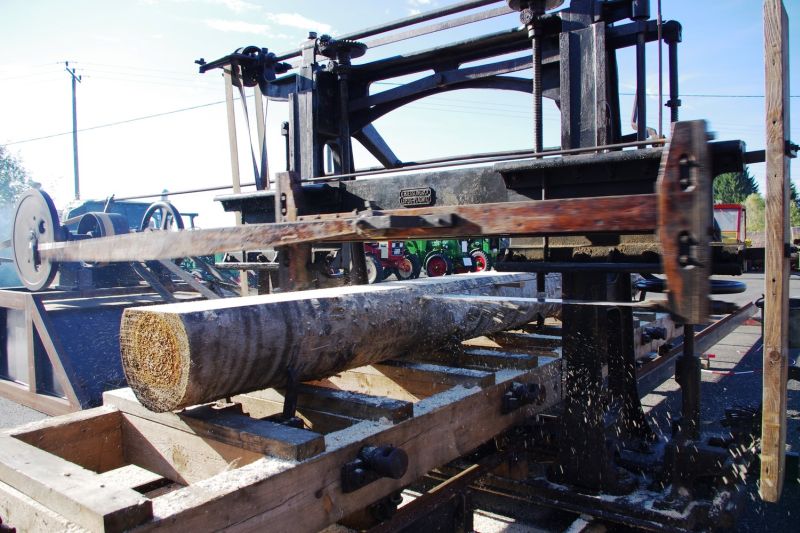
[120,309,191,412]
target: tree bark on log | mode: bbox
[120,273,560,412]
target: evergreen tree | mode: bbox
[713,168,758,204]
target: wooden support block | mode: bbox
[251,384,413,423]
[412,347,540,371]
[234,393,358,434]
[460,348,542,370]
[487,331,561,350]
[0,479,85,533]
[104,388,324,461]
[9,406,125,473]
[374,360,495,389]
[97,464,165,492]
[0,433,152,532]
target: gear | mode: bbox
[317,35,367,64]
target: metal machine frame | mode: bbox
[0,0,793,530]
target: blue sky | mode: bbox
[0,0,798,228]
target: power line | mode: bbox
[4,99,228,146]
[4,83,798,147]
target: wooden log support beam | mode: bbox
[0,429,152,532]
[104,388,324,460]
[761,0,791,503]
[249,385,414,423]
[119,273,546,412]
[133,361,562,532]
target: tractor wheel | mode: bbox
[470,250,490,272]
[395,254,420,280]
[365,254,384,284]
[425,253,451,277]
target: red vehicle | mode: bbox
[363,241,421,283]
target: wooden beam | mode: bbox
[760,0,791,503]
[104,388,324,461]
[9,406,124,473]
[119,273,541,412]
[37,194,660,264]
[0,431,151,532]
[132,361,562,532]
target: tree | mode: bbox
[713,168,758,204]
[0,145,33,205]
[745,193,765,232]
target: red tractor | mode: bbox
[363,241,422,283]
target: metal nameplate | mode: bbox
[399,187,434,207]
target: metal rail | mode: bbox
[307,138,667,182]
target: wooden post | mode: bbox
[224,68,249,297]
[760,0,791,503]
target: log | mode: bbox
[120,273,559,412]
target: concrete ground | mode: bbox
[1,272,798,531]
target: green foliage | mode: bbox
[0,145,33,205]
[744,193,765,232]
[713,168,758,204]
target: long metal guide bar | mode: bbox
[38,194,657,263]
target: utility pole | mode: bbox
[65,61,81,200]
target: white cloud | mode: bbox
[204,18,270,35]
[209,0,259,13]
[264,12,332,34]
[408,0,433,7]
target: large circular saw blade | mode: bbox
[12,189,63,291]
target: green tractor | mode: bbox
[405,238,496,277]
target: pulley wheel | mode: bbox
[140,201,184,232]
[77,212,130,267]
[12,189,63,291]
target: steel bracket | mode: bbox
[341,445,409,493]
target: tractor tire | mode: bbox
[425,253,451,277]
[395,254,421,280]
[470,249,490,272]
[365,254,384,284]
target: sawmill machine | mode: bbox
[0,0,793,531]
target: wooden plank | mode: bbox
[252,384,413,423]
[38,194,660,264]
[120,411,265,485]
[104,388,324,461]
[234,393,358,434]
[9,406,124,473]
[29,297,85,407]
[373,360,495,389]
[135,361,561,532]
[0,289,27,310]
[309,371,426,403]
[761,0,791,503]
[0,379,73,416]
[97,464,165,491]
[487,331,561,350]
[315,360,496,401]
[0,432,151,532]
[0,479,88,533]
